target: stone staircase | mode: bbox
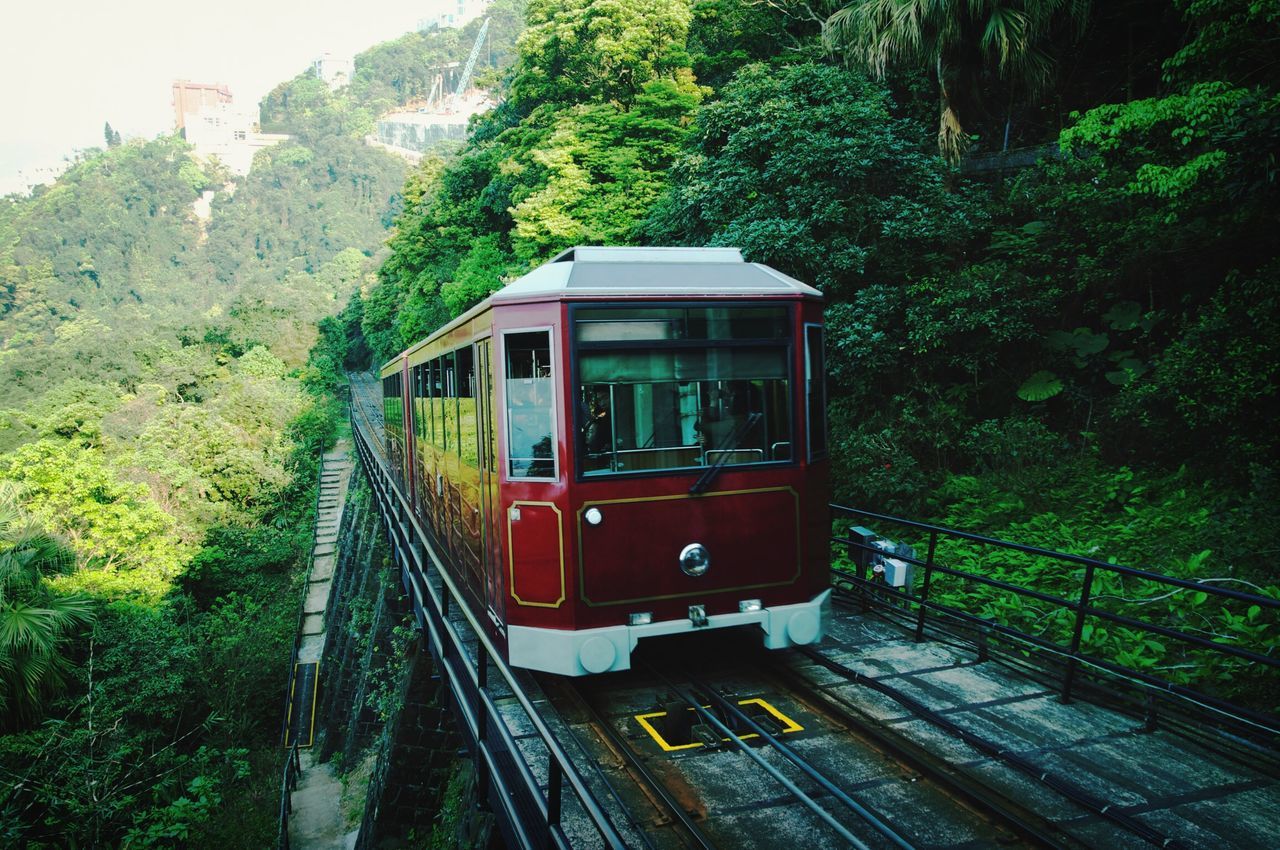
[299,446,352,661]
[289,442,359,849]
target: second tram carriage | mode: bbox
[381,246,830,675]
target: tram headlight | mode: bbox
[739,599,762,613]
[679,543,710,577]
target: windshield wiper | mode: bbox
[689,412,762,495]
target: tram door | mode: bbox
[476,338,506,629]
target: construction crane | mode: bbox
[447,17,490,112]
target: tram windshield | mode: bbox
[574,306,792,476]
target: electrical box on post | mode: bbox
[848,526,877,576]
[882,557,913,588]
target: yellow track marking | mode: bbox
[635,697,803,752]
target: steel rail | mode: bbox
[681,672,915,850]
[796,647,1185,850]
[549,677,717,850]
[645,665,874,850]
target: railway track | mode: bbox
[531,630,1072,850]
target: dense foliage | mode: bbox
[0,17,499,844]
[365,0,1277,699]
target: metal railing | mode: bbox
[278,742,302,850]
[351,411,627,849]
[831,505,1280,740]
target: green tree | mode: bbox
[1,441,186,598]
[512,0,697,109]
[643,62,973,294]
[0,483,94,727]
[822,0,1091,159]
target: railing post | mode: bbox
[913,531,938,643]
[476,652,488,738]
[474,651,490,811]
[847,525,875,613]
[1144,693,1159,733]
[548,760,563,832]
[1062,562,1096,703]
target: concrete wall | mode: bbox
[316,471,467,846]
[376,118,469,153]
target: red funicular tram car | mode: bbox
[381,246,830,675]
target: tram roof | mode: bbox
[490,246,823,302]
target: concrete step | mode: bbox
[310,556,335,582]
[313,543,336,557]
[301,612,324,635]
[304,582,330,614]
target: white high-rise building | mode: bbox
[313,53,355,90]
[183,102,289,176]
[417,0,489,32]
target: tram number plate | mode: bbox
[634,698,803,752]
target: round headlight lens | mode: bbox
[679,543,710,577]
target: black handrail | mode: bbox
[831,504,1280,738]
[278,741,301,850]
[349,397,628,849]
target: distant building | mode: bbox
[417,0,489,31]
[372,92,493,159]
[172,80,233,131]
[183,102,289,176]
[313,52,354,90]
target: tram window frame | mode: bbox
[502,328,559,482]
[413,363,426,443]
[442,351,456,456]
[805,323,827,460]
[457,345,479,469]
[569,303,796,481]
[429,357,443,450]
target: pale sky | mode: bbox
[0,1,450,195]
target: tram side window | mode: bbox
[383,374,402,431]
[457,346,479,468]
[442,352,456,457]
[806,325,827,459]
[412,364,426,442]
[429,358,443,449]
[505,331,556,479]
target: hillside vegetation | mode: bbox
[0,12,519,845]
